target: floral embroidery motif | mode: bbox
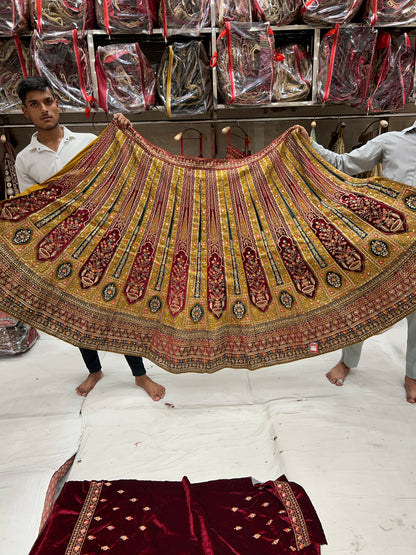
[102,283,117,302]
[404,194,416,211]
[253,533,261,539]
[120,535,128,540]
[326,271,342,289]
[190,303,204,323]
[370,239,389,258]
[143,506,151,511]
[232,300,246,319]
[56,262,72,280]
[279,291,294,309]
[139,525,147,531]
[234,526,242,530]
[148,295,162,313]
[106,525,115,530]
[13,228,32,244]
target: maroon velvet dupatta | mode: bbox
[29,476,327,554]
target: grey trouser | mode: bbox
[341,312,416,379]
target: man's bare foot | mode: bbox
[405,376,416,404]
[76,370,103,397]
[326,361,350,386]
[135,375,166,401]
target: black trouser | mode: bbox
[79,348,146,377]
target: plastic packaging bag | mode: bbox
[30,0,94,35]
[273,44,312,101]
[364,0,416,26]
[366,32,415,112]
[317,24,378,107]
[95,43,156,114]
[95,0,158,34]
[31,30,95,113]
[157,41,212,118]
[0,0,30,35]
[0,313,39,355]
[159,0,210,38]
[216,0,252,27]
[0,37,32,113]
[212,22,275,106]
[301,0,364,25]
[253,0,302,26]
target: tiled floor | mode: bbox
[1,321,415,554]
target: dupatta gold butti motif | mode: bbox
[1,122,416,372]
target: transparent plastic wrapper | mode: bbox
[158,0,210,38]
[31,30,95,113]
[30,0,94,34]
[157,41,212,118]
[253,0,302,26]
[367,32,415,112]
[301,0,364,25]
[273,44,312,101]
[0,37,33,113]
[95,43,156,114]
[95,0,158,34]
[216,0,252,27]
[0,313,39,355]
[0,0,30,35]
[317,24,378,107]
[212,22,275,106]
[364,0,416,26]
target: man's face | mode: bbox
[21,88,60,130]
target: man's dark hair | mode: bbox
[17,76,55,104]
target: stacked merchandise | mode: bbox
[95,43,156,114]
[0,1,414,114]
[95,0,158,34]
[159,0,210,37]
[301,0,364,25]
[273,44,312,101]
[0,37,33,113]
[157,41,212,117]
[317,24,415,110]
[212,22,276,105]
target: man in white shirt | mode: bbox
[14,76,165,402]
[299,122,416,404]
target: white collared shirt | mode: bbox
[15,126,97,192]
[312,120,416,186]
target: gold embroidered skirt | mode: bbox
[1,122,416,372]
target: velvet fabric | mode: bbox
[30,476,326,554]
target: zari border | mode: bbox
[65,481,103,555]
[273,480,311,551]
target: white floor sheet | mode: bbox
[0,320,415,554]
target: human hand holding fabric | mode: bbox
[112,113,133,130]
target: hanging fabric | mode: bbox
[1,122,416,372]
